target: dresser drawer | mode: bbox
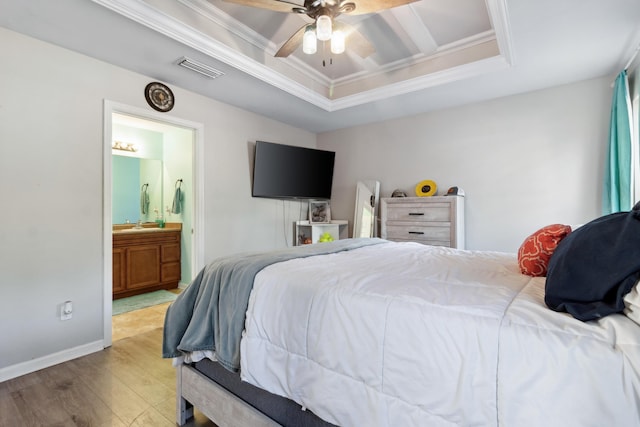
[384,203,451,222]
[385,223,451,244]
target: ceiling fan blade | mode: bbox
[348,0,419,15]
[275,24,307,57]
[220,0,303,13]
[334,21,375,58]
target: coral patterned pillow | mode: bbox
[518,224,572,277]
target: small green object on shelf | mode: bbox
[318,232,334,243]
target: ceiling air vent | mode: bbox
[177,56,224,79]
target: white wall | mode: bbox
[319,77,612,252]
[0,27,314,377]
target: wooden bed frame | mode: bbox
[176,363,281,427]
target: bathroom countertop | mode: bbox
[112,222,182,233]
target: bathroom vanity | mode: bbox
[112,223,181,299]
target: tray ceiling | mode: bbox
[100,0,512,111]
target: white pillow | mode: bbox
[623,281,640,326]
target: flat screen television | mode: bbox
[252,141,335,200]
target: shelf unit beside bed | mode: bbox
[295,220,348,245]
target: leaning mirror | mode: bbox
[353,180,380,238]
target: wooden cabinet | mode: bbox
[112,247,127,294]
[112,228,181,299]
[380,196,464,249]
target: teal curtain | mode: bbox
[603,71,633,214]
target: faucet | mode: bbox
[135,219,143,229]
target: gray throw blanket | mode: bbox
[162,238,386,372]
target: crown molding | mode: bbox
[92,0,333,109]
[178,0,334,90]
[330,55,510,111]
[486,0,514,66]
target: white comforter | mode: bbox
[240,241,640,427]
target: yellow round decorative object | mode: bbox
[415,179,437,197]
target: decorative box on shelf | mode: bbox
[295,220,348,245]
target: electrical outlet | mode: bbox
[61,301,73,321]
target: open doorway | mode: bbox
[102,100,204,347]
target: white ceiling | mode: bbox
[1,0,639,133]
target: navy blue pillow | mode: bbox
[545,210,640,321]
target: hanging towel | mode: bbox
[140,184,150,215]
[171,187,183,214]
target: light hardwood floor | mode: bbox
[0,303,217,427]
[112,301,173,342]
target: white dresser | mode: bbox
[380,196,465,249]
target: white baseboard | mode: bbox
[0,340,104,382]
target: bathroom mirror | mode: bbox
[353,180,380,238]
[112,155,163,224]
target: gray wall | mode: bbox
[0,27,314,377]
[320,77,611,252]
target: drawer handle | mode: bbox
[408,212,424,216]
[408,231,425,235]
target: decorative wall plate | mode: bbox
[415,179,437,197]
[144,82,174,112]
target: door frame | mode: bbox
[102,100,205,347]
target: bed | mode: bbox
[163,236,640,427]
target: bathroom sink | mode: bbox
[115,227,165,233]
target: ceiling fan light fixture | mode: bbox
[303,25,317,54]
[330,30,345,54]
[316,15,332,41]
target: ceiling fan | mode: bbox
[220,0,419,58]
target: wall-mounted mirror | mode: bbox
[353,180,380,238]
[112,113,167,225]
[112,155,163,224]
